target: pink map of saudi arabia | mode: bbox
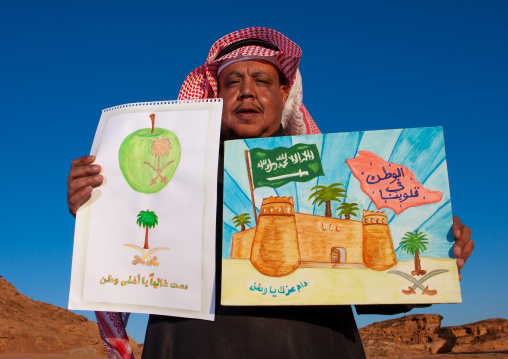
[346,150,442,215]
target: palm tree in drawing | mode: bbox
[144,125,173,185]
[232,213,251,231]
[136,210,158,249]
[399,230,428,276]
[337,201,359,220]
[308,183,346,217]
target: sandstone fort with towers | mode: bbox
[230,196,398,277]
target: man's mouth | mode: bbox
[234,104,263,117]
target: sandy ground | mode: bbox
[222,257,461,305]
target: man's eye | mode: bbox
[256,79,269,84]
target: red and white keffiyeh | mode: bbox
[178,27,321,136]
[96,27,320,359]
[96,311,134,359]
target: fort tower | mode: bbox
[250,197,300,277]
[362,210,397,271]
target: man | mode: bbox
[67,27,474,359]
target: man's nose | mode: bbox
[238,78,256,99]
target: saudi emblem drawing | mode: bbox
[222,127,461,305]
[118,114,179,265]
[123,209,169,266]
[119,113,181,194]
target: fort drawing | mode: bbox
[230,196,397,277]
[222,128,461,305]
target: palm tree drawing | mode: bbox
[308,183,347,217]
[399,230,429,276]
[144,135,173,186]
[136,210,158,249]
[337,201,359,220]
[232,213,252,231]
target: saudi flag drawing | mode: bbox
[249,143,324,188]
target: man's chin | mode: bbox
[225,131,262,141]
[224,125,268,141]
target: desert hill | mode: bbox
[360,313,508,358]
[0,276,506,358]
[0,277,142,357]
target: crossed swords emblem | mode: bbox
[123,244,169,266]
[143,160,174,186]
[388,269,449,295]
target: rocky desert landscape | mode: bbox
[0,277,141,358]
[0,276,506,358]
[360,314,508,358]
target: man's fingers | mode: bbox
[67,174,103,216]
[71,155,96,169]
[68,164,101,184]
[453,222,473,262]
[460,233,475,261]
[454,225,472,253]
[452,215,463,238]
[456,258,465,270]
[68,176,103,196]
[68,186,93,216]
[68,156,102,217]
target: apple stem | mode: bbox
[150,113,155,134]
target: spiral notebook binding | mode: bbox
[102,99,222,113]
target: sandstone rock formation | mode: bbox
[0,278,142,357]
[359,313,508,357]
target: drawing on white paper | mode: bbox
[119,114,181,194]
[123,209,168,266]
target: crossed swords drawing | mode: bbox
[123,244,169,266]
[143,160,174,186]
[388,269,449,295]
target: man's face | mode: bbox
[218,59,288,141]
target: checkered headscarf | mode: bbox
[178,27,320,136]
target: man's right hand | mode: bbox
[67,155,103,217]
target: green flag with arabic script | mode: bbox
[250,143,324,189]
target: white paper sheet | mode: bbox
[69,100,222,320]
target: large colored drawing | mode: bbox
[221,127,461,305]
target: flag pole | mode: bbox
[245,150,258,225]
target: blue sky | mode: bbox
[1,0,506,344]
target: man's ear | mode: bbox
[280,84,288,110]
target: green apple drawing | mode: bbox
[119,114,181,194]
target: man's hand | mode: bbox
[67,156,103,217]
[452,215,474,281]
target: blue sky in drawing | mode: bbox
[223,127,452,260]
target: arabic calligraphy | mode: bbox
[257,150,315,174]
[366,166,405,185]
[99,275,119,286]
[364,165,422,203]
[379,187,420,203]
[248,281,309,297]
[99,273,188,290]
[346,150,442,215]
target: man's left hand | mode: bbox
[452,215,474,281]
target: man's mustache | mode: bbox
[233,102,263,114]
